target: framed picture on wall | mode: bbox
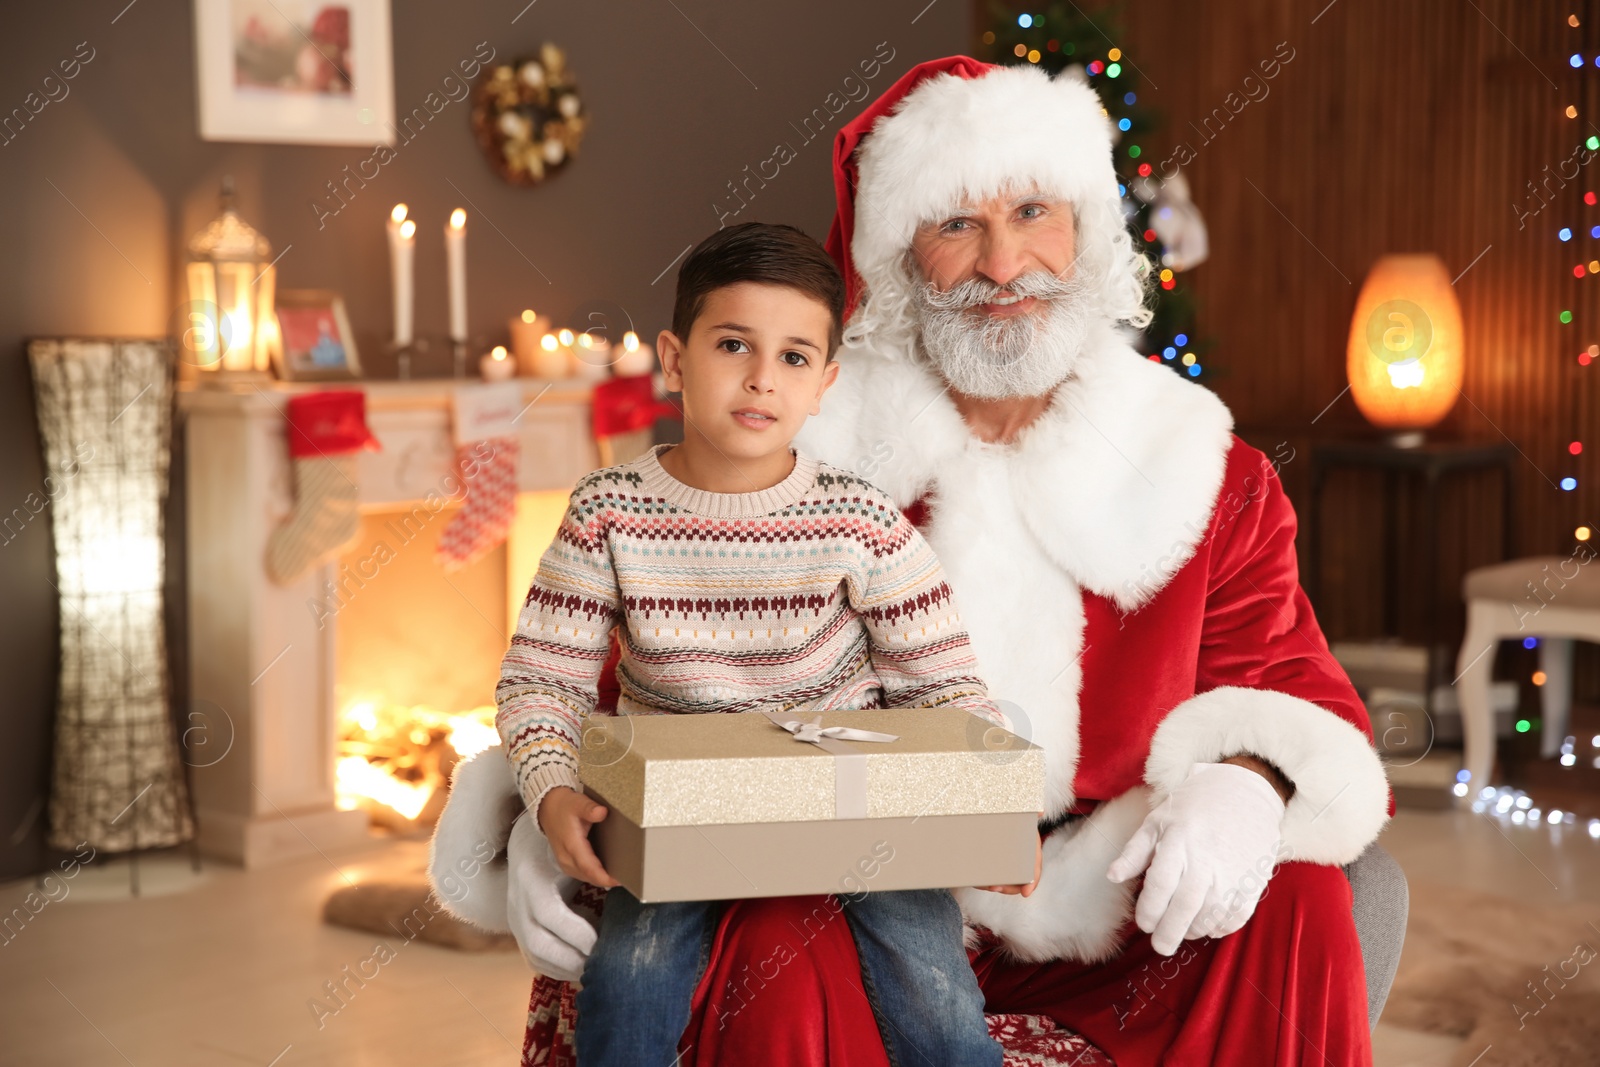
[194,0,396,145]
[274,290,362,380]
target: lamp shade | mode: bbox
[1345,254,1464,431]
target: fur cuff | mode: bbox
[953,788,1149,964]
[1145,687,1389,865]
[427,748,523,932]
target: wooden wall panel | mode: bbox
[1093,0,1600,678]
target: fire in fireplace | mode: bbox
[334,700,499,827]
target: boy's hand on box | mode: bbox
[974,823,1043,897]
[537,786,621,889]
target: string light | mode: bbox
[1108,47,1122,61]
[1571,441,1584,454]
[1579,526,1594,540]
[1028,49,1042,63]
[1561,477,1578,490]
[1561,309,1574,323]
[1524,636,1539,649]
[1569,105,1580,118]
[1588,192,1598,205]
[1560,227,1574,240]
[1572,14,1582,27]
[1017,12,1033,27]
[1533,670,1548,686]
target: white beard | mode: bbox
[913,270,1097,399]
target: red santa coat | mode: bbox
[793,318,1391,964]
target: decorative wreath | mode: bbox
[471,43,587,187]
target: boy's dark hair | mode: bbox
[672,222,846,358]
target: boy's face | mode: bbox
[659,282,840,463]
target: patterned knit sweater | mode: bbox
[496,443,1000,814]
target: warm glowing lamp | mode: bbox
[1345,254,1463,445]
[183,177,280,382]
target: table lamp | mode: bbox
[1344,254,1463,447]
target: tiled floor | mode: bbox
[0,838,531,1067]
[4,806,1596,1066]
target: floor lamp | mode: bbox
[28,339,195,892]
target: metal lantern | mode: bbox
[184,177,280,380]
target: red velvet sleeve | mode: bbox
[1194,443,1373,743]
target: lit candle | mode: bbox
[571,332,613,381]
[446,208,468,343]
[388,204,415,346]
[509,308,550,375]
[614,330,656,377]
[534,332,570,379]
[480,344,515,381]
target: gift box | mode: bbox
[580,707,1045,903]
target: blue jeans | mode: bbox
[574,886,1001,1067]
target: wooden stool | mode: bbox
[1456,554,1600,791]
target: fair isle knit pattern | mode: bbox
[496,444,999,815]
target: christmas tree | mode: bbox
[979,1,1209,380]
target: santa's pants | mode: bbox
[674,861,1371,1066]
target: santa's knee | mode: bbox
[1243,861,1360,959]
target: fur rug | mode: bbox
[1382,879,1600,1066]
[323,878,516,952]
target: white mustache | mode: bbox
[919,270,1076,312]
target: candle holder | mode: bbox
[387,336,430,381]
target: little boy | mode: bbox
[496,222,1018,1067]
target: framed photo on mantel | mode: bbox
[274,289,362,381]
[194,0,395,145]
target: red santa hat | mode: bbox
[826,56,1121,321]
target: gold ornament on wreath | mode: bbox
[471,43,586,186]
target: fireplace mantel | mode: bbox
[179,378,601,866]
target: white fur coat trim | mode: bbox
[954,787,1150,963]
[796,323,1236,612]
[1144,686,1391,866]
[853,65,1117,308]
[427,750,520,932]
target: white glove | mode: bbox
[1106,762,1285,955]
[505,811,598,983]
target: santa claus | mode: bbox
[429,56,1404,1066]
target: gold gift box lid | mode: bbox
[579,707,1044,828]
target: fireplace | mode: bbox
[179,380,600,865]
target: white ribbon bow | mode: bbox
[774,719,900,746]
[763,713,899,820]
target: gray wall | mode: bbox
[0,0,967,879]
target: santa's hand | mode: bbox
[505,812,599,982]
[1105,762,1285,955]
